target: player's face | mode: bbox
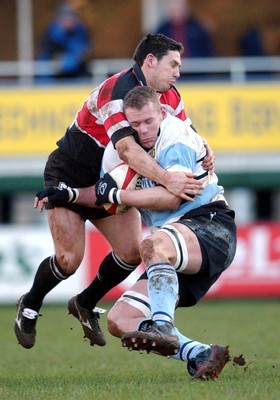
[146,51,181,92]
[125,102,164,149]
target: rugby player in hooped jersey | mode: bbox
[99,87,236,380]
[15,34,214,351]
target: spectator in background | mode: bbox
[240,24,280,57]
[38,3,93,79]
[240,28,266,56]
[155,0,215,58]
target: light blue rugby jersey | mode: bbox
[139,114,224,228]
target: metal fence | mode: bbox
[0,56,279,85]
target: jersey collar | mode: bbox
[133,64,147,86]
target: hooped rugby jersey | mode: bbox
[57,64,188,168]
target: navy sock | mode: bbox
[78,252,138,309]
[24,255,68,312]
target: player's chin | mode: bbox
[159,83,172,93]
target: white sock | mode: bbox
[147,262,178,325]
[170,327,210,361]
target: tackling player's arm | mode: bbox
[119,185,182,210]
[115,135,203,201]
[94,170,202,210]
[34,166,202,212]
[34,185,99,212]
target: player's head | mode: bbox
[133,34,183,93]
[133,34,184,65]
[123,86,167,149]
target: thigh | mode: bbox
[173,223,203,273]
[47,207,86,272]
[44,148,110,220]
[142,224,202,274]
[92,207,142,264]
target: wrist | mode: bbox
[108,188,122,204]
[159,169,169,187]
[67,188,79,203]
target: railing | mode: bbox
[93,56,280,83]
[0,56,279,85]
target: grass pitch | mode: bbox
[0,299,279,400]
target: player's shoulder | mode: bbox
[157,114,185,149]
[161,85,182,102]
[160,86,187,120]
[160,113,204,151]
[107,67,137,100]
[162,112,184,130]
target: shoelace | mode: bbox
[22,316,37,333]
[84,310,102,331]
[92,312,102,331]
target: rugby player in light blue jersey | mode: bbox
[97,86,237,380]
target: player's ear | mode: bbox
[146,53,156,67]
[161,106,167,119]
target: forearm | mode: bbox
[34,184,99,212]
[119,186,180,210]
[75,185,178,211]
[75,186,99,208]
[115,136,167,185]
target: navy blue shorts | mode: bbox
[139,202,237,307]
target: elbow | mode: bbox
[115,143,128,163]
[115,136,138,164]
[115,138,132,163]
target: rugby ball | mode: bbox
[103,163,141,215]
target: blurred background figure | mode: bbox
[155,0,215,57]
[38,2,93,80]
[240,23,280,56]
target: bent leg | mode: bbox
[48,207,86,274]
[109,279,211,361]
[123,225,203,355]
[15,207,86,349]
[24,207,85,310]
[107,280,150,337]
[77,207,142,310]
[68,207,142,346]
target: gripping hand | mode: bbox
[35,182,79,205]
[95,173,120,206]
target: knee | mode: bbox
[55,252,83,275]
[116,244,141,266]
[107,308,124,338]
[140,237,159,265]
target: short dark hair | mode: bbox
[133,33,184,66]
[123,86,161,111]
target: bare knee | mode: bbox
[107,306,125,338]
[107,301,144,338]
[140,236,165,266]
[119,246,141,266]
[48,209,85,275]
[113,238,141,265]
[55,251,84,276]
